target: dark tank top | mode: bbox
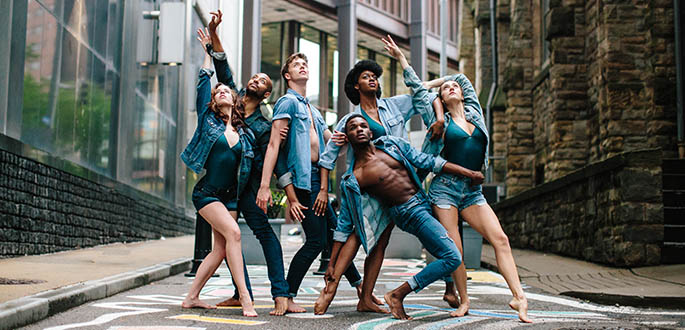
[203,134,242,190]
[442,119,486,171]
[361,109,387,139]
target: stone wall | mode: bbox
[0,140,194,258]
[492,149,664,267]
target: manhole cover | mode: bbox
[0,277,46,285]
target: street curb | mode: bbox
[0,258,190,330]
[480,258,685,310]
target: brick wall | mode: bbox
[0,145,194,258]
[493,149,664,267]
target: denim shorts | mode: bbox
[192,184,238,212]
[428,173,487,211]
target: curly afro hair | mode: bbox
[344,60,383,105]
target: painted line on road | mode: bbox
[351,311,442,330]
[168,314,268,325]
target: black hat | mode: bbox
[344,60,383,105]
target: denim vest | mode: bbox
[180,69,255,198]
[417,74,490,181]
[334,136,446,253]
[319,67,432,171]
[272,89,327,192]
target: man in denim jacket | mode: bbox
[256,52,362,313]
[315,114,484,320]
[203,10,291,315]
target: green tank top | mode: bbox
[361,109,387,139]
[443,119,486,171]
[204,134,242,190]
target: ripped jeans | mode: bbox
[388,192,462,292]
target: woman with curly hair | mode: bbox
[179,28,257,317]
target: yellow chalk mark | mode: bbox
[217,304,314,309]
[467,270,506,283]
[169,314,268,325]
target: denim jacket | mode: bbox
[180,68,256,198]
[319,67,433,171]
[334,135,447,253]
[416,73,490,181]
[211,51,288,194]
[272,89,327,192]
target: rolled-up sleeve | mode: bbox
[333,193,354,242]
[319,115,349,170]
[432,155,447,173]
[272,97,295,122]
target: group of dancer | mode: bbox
[179,10,532,323]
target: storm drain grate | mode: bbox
[0,277,46,285]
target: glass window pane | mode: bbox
[298,25,320,106]
[326,34,338,112]
[261,22,283,107]
[375,54,393,98]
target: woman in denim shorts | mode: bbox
[178,29,257,317]
[419,74,532,323]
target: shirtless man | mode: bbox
[316,114,484,319]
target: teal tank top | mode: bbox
[361,109,387,139]
[204,134,242,190]
[443,119,486,171]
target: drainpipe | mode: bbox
[486,0,498,182]
[675,0,684,158]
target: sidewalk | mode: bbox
[0,236,194,330]
[481,243,685,309]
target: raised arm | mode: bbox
[453,73,482,115]
[195,28,213,120]
[206,10,237,90]
[394,136,484,184]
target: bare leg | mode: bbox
[461,203,531,323]
[216,297,241,307]
[357,223,393,314]
[182,227,224,309]
[384,282,413,320]
[191,204,257,317]
[314,234,361,314]
[432,205,469,316]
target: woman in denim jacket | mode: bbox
[415,72,531,322]
[179,29,257,317]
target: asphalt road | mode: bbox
[19,231,685,330]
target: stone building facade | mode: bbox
[455,0,683,266]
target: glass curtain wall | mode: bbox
[19,0,195,204]
[22,0,121,176]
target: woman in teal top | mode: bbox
[180,29,257,317]
[418,73,532,322]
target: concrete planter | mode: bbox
[425,222,483,269]
[385,227,424,259]
[238,218,285,265]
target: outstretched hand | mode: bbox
[208,10,223,32]
[196,27,211,50]
[381,35,404,60]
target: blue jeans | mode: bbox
[429,173,487,211]
[388,192,462,292]
[287,165,362,297]
[229,188,290,299]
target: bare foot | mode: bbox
[182,297,216,309]
[240,296,257,317]
[357,298,389,314]
[449,300,470,317]
[314,280,338,315]
[286,298,306,313]
[509,297,532,323]
[355,285,383,305]
[384,291,412,320]
[270,296,288,316]
[443,292,459,308]
[216,296,241,307]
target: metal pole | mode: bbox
[674,0,684,158]
[485,0,498,183]
[440,0,447,76]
